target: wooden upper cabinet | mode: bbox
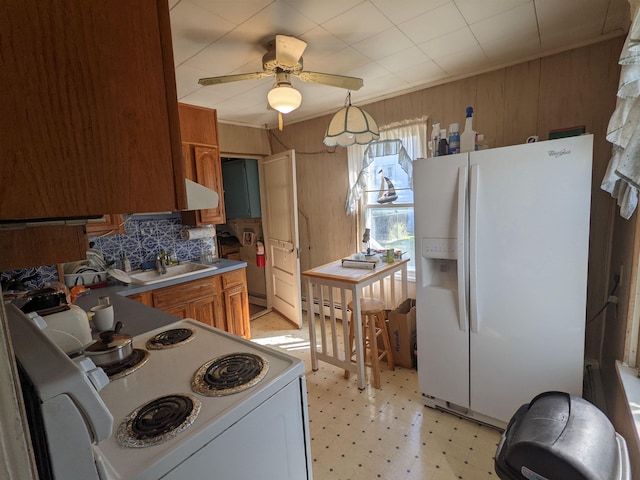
[178,104,219,145]
[179,104,226,226]
[0,1,186,221]
[86,215,126,237]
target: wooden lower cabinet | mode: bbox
[127,290,152,306]
[224,285,249,339]
[140,268,250,338]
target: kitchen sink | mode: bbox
[129,262,217,285]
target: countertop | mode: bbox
[74,258,247,337]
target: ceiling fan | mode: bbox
[198,34,364,126]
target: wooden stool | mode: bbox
[344,297,395,388]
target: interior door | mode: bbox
[260,150,302,327]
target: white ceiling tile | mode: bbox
[400,2,468,44]
[434,43,491,75]
[351,27,415,60]
[395,60,448,84]
[482,36,541,64]
[350,61,395,83]
[283,0,364,25]
[418,27,480,60]
[230,2,317,45]
[310,47,371,77]
[184,30,265,74]
[371,0,451,24]
[188,0,273,25]
[169,1,237,66]
[470,2,538,46]
[536,0,617,50]
[376,46,430,72]
[322,2,396,45]
[298,27,350,62]
[454,0,531,24]
[175,64,210,99]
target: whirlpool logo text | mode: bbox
[548,148,571,158]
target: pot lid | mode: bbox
[85,322,132,352]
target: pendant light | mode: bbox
[323,92,379,147]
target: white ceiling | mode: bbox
[169,0,630,129]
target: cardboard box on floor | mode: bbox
[383,298,416,369]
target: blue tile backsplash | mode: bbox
[1,214,216,291]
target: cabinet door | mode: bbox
[224,285,250,339]
[190,296,216,327]
[127,291,152,306]
[211,293,226,331]
[194,146,226,225]
[162,303,190,320]
[2,0,185,220]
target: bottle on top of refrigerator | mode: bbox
[431,122,441,157]
[438,128,449,156]
[448,123,460,154]
[460,107,478,153]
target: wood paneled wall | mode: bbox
[268,36,625,361]
[218,122,270,156]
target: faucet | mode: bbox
[155,252,167,275]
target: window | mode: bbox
[362,154,415,272]
[346,118,428,279]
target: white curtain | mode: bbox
[345,116,428,214]
[601,4,640,218]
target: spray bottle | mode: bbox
[460,107,478,153]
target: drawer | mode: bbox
[153,278,216,310]
[222,269,244,289]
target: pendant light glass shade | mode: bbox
[267,83,302,114]
[323,94,379,147]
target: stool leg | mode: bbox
[379,312,395,371]
[344,311,355,379]
[368,314,381,389]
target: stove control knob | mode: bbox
[86,367,110,392]
[73,356,110,391]
[26,311,47,330]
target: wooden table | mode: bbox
[302,258,409,390]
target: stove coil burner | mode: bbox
[116,393,201,448]
[192,353,269,396]
[146,327,195,350]
[101,349,150,380]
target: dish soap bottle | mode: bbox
[448,123,460,154]
[460,107,477,153]
[121,253,132,273]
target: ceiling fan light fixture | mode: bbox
[267,83,302,114]
[323,94,379,147]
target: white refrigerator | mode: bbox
[414,135,592,429]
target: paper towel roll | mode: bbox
[180,227,215,240]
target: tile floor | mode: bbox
[250,310,502,480]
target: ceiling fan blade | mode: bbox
[275,34,307,68]
[198,72,272,86]
[295,71,363,90]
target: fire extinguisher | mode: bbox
[256,240,266,267]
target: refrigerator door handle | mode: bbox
[457,165,468,332]
[469,163,480,333]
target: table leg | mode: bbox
[307,278,318,371]
[352,287,366,390]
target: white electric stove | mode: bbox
[7,304,313,480]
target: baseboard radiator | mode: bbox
[584,358,608,415]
